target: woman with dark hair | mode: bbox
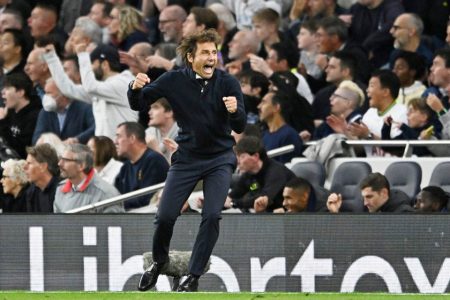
[87,136,123,185]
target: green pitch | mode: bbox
[1,292,450,300]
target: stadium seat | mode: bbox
[428,161,450,193]
[384,161,422,203]
[329,161,372,202]
[290,160,326,187]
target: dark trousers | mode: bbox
[152,149,236,276]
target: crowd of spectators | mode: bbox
[0,0,449,214]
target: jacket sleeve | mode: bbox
[261,163,291,207]
[74,104,96,144]
[78,52,133,106]
[127,74,168,111]
[224,76,246,133]
[43,50,91,103]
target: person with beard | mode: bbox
[44,43,138,140]
[130,29,246,292]
[236,69,269,124]
[389,13,433,67]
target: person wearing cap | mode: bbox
[43,43,138,140]
[129,29,246,292]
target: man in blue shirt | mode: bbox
[114,122,169,210]
[32,79,95,144]
[129,29,246,292]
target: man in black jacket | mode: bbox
[129,29,246,292]
[0,73,40,158]
[327,172,414,213]
[228,136,296,213]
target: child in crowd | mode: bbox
[382,97,442,156]
[297,19,322,80]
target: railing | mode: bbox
[306,140,450,158]
[66,145,296,213]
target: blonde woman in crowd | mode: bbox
[108,4,149,51]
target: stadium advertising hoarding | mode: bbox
[0,214,449,293]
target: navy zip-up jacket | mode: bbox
[128,67,246,156]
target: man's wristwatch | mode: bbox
[366,133,373,139]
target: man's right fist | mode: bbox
[132,73,150,90]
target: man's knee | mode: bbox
[201,212,222,224]
[155,211,179,227]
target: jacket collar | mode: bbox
[61,168,95,193]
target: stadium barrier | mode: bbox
[66,145,295,213]
[1,214,449,293]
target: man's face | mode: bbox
[228,31,246,60]
[148,101,171,127]
[0,13,21,33]
[44,81,65,110]
[283,187,309,213]
[367,76,385,109]
[63,59,81,83]
[266,49,282,72]
[24,154,45,183]
[182,13,201,38]
[1,85,21,111]
[330,87,351,115]
[430,56,449,88]
[390,15,411,50]
[307,0,326,18]
[114,125,132,158]
[316,27,334,54]
[159,9,183,43]
[27,7,49,38]
[258,92,277,122]
[252,20,273,43]
[0,32,20,63]
[92,59,104,80]
[392,58,412,87]
[362,187,388,213]
[25,49,47,83]
[58,150,82,180]
[415,190,437,212]
[236,152,258,173]
[297,27,316,50]
[325,57,344,83]
[188,42,217,79]
[89,3,109,27]
[127,44,151,76]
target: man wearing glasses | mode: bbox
[158,5,186,44]
[314,80,365,140]
[53,144,124,213]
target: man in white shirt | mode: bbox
[348,69,407,156]
[43,43,138,140]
